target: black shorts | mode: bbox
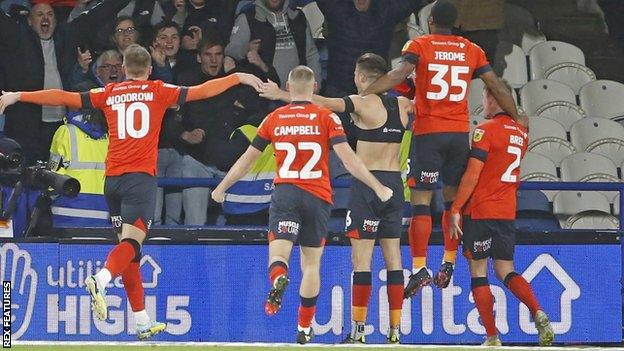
[408,132,470,190]
[462,217,516,261]
[268,184,331,247]
[105,172,157,234]
[346,171,404,240]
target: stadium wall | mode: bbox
[1,241,620,344]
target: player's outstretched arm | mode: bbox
[186,73,264,102]
[480,71,527,123]
[211,145,262,203]
[259,80,291,102]
[260,79,354,114]
[333,142,393,202]
[361,60,414,96]
[0,90,82,114]
[448,158,486,239]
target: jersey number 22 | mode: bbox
[275,142,322,179]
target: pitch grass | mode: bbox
[8,346,616,351]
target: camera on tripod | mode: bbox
[0,137,81,236]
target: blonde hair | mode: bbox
[123,44,151,77]
[287,65,315,95]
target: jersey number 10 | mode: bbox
[113,102,150,139]
[427,64,469,102]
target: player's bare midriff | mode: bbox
[355,140,401,172]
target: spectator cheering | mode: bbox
[0,0,131,165]
[226,0,321,89]
[177,36,268,225]
[70,49,124,90]
[111,16,140,53]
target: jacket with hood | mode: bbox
[225,0,320,88]
[316,0,424,96]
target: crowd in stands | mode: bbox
[0,0,623,231]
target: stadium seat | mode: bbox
[529,41,585,80]
[301,2,325,39]
[527,118,576,166]
[614,193,620,216]
[553,191,613,228]
[520,152,559,181]
[520,151,559,201]
[470,114,486,134]
[516,190,559,230]
[494,42,528,88]
[579,80,624,121]
[560,152,619,182]
[544,63,596,95]
[520,79,577,116]
[521,31,547,55]
[468,79,485,114]
[529,117,568,143]
[534,102,586,132]
[417,2,434,34]
[570,117,624,165]
[565,210,619,230]
[407,13,426,39]
[560,152,619,202]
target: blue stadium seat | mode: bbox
[515,190,559,230]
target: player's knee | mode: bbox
[121,238,141,262]
[493,260,515,282]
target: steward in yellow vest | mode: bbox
[49,109,109,227]
[222,125,276,224]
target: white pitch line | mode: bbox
[12,341,624,351]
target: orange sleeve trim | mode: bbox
[21,90,82,109]
[450,157,485,214]
[185,74,241,102]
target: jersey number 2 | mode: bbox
[275,142,322,179]
[113,102,150,139]
[427,64,469,102]
[501,146,522,183]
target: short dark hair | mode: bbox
[431,0,457,28]
[153,20,180,37]
[356,53,388,79]
[198,33,224,53]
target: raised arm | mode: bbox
[0,90,82,113]
[0,8,22,52]
[448,157,485,238]
[260,80,364,118]
[362,60,415,96]
[70,0,133,33]
[480,71,522,121]
[333,142,393,202]
[186,73,263,102]
[211,145,262,203]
